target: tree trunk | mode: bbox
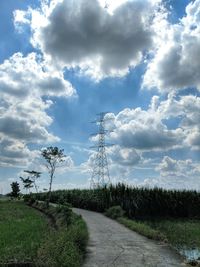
[46,172,53,208]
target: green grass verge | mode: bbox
[0,201,49,263]
[117,217,166,241]
[31,201,89,267]
[36,213,88,267]
[118,217,200,249]
[0,200,88,266]
[145,219,200,248]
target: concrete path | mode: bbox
[73,208,186,267]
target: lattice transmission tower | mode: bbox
[90,112,112,189]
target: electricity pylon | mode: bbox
[90,112,113,189]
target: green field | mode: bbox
[0,200,88,266]
[0,201,49,263]
[146,219,200,248]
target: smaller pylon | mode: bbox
[90,112,113,189]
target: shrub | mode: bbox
[105,205,125,219]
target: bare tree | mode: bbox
[41,146,66,207]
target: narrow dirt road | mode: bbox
[73,208,186,267]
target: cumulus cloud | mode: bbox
[134,156,200,190]
[108,145,141,166]
[157,155,200,179]
[0,52,75,167]
[15,0,161,80]
[0,52,74,99]
[0,138,38,167]
[143,0,200,92]
[157,93,200,150]
[105,93,200,153]
[108,104,183,151]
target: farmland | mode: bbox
[0,200,88,266]
[35,184,200,261]
[0,201,48,264]
[36,184,200,219]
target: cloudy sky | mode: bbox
[0,0,200,193]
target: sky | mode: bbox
[0,0,200,194]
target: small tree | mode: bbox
[23,170,41,193]
[20,177,34,194]
[41,146,66,207]
[10,181,20,199]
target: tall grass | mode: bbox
[35,183,200,219]
[36,212,88,267]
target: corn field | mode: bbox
[35,184,200,219]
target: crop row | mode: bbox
[35,183,200,219]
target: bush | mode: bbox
[105,205,125,219]
[23,194,36,205]
[55,204,72,226]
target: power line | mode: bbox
[90,112,113,188]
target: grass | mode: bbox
[117,217,200,263]
[105,206,200,249]
[30,201,89,267]
[0,200,49,263]
[36,212,88,267]
[0,200,88,266]
[117,217,166,241]
[145,219,200,248]
[115,217,200,265]
[117,217,200,249]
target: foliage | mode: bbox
[105,205,125,219]
[20,177,34,193]
[35,183,200,219]
[24,170,41,193]
[9,181,20,198]
[41,146,66,207]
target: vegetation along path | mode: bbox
[73,208,186,267]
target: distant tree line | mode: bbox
[35,183,200,219]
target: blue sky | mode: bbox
[0,0,200,194]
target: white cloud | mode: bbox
[15,0,162,80]
[0,52,74,99]
[157,94,200,150]
[108,145,141,166]
[143,0,200,92]
[157,156,200,178]
[108,104,183,151]
[0,138,38,167]
[0,52,75,167]
[103,93,200,154]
